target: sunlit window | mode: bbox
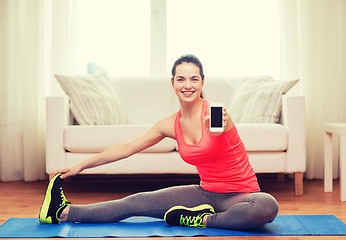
[167,0,280,78]
[76,0,150,76]
[76,0,280,78]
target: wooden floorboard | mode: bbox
[0,175,345,240]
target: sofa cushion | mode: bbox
[64,125,176,153]
[248,152,287,172]
[203,77,239,105]
[55,73,127,125]
[65,152,197,174]
[110,77,179,124]
[236,123,288,151]
[203,76,273,106]
[229,78,299,123]
[64,123,287,154]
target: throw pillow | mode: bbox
[229,78,299,123]
[55,73,127,125]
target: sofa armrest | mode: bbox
[45,96,71,174]
[281,95,306,173]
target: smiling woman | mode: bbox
[39,54,278,230]
[171,54,205,99]
[172,62,204,103]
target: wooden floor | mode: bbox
[0,174,345,240]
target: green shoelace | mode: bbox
[179,212,211,228]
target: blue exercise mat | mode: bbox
[0,215,345,238]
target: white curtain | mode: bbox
[0,0,77,181]
[279,0,346,179]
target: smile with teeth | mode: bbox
[182,91,195,96]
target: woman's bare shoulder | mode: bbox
[153,112,178,139]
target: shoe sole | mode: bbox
[164,204,215,221]
[39,174,61,223]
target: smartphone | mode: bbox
[209,103,224,132]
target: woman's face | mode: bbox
[171,62,204,103]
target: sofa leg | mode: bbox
[294,172,304,196]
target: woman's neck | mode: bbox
[179,98,204,119]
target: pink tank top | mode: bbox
[174,100,260,193]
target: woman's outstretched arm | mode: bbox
[56,114,176,179]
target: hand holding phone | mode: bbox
[209,103,224,133]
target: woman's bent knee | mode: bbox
[256,192,279,223]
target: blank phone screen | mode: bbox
[211,107,223,127]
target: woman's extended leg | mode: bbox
[66,184,211,223]
[40,174,278,229]
[39,174,209,224]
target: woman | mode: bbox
[39,54,279,230]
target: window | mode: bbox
[76,0,150,76]
[167,0,280,78]
[76,0,280,78]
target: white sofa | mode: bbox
[46,76,306,195]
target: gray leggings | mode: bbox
[67,184,279,230]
